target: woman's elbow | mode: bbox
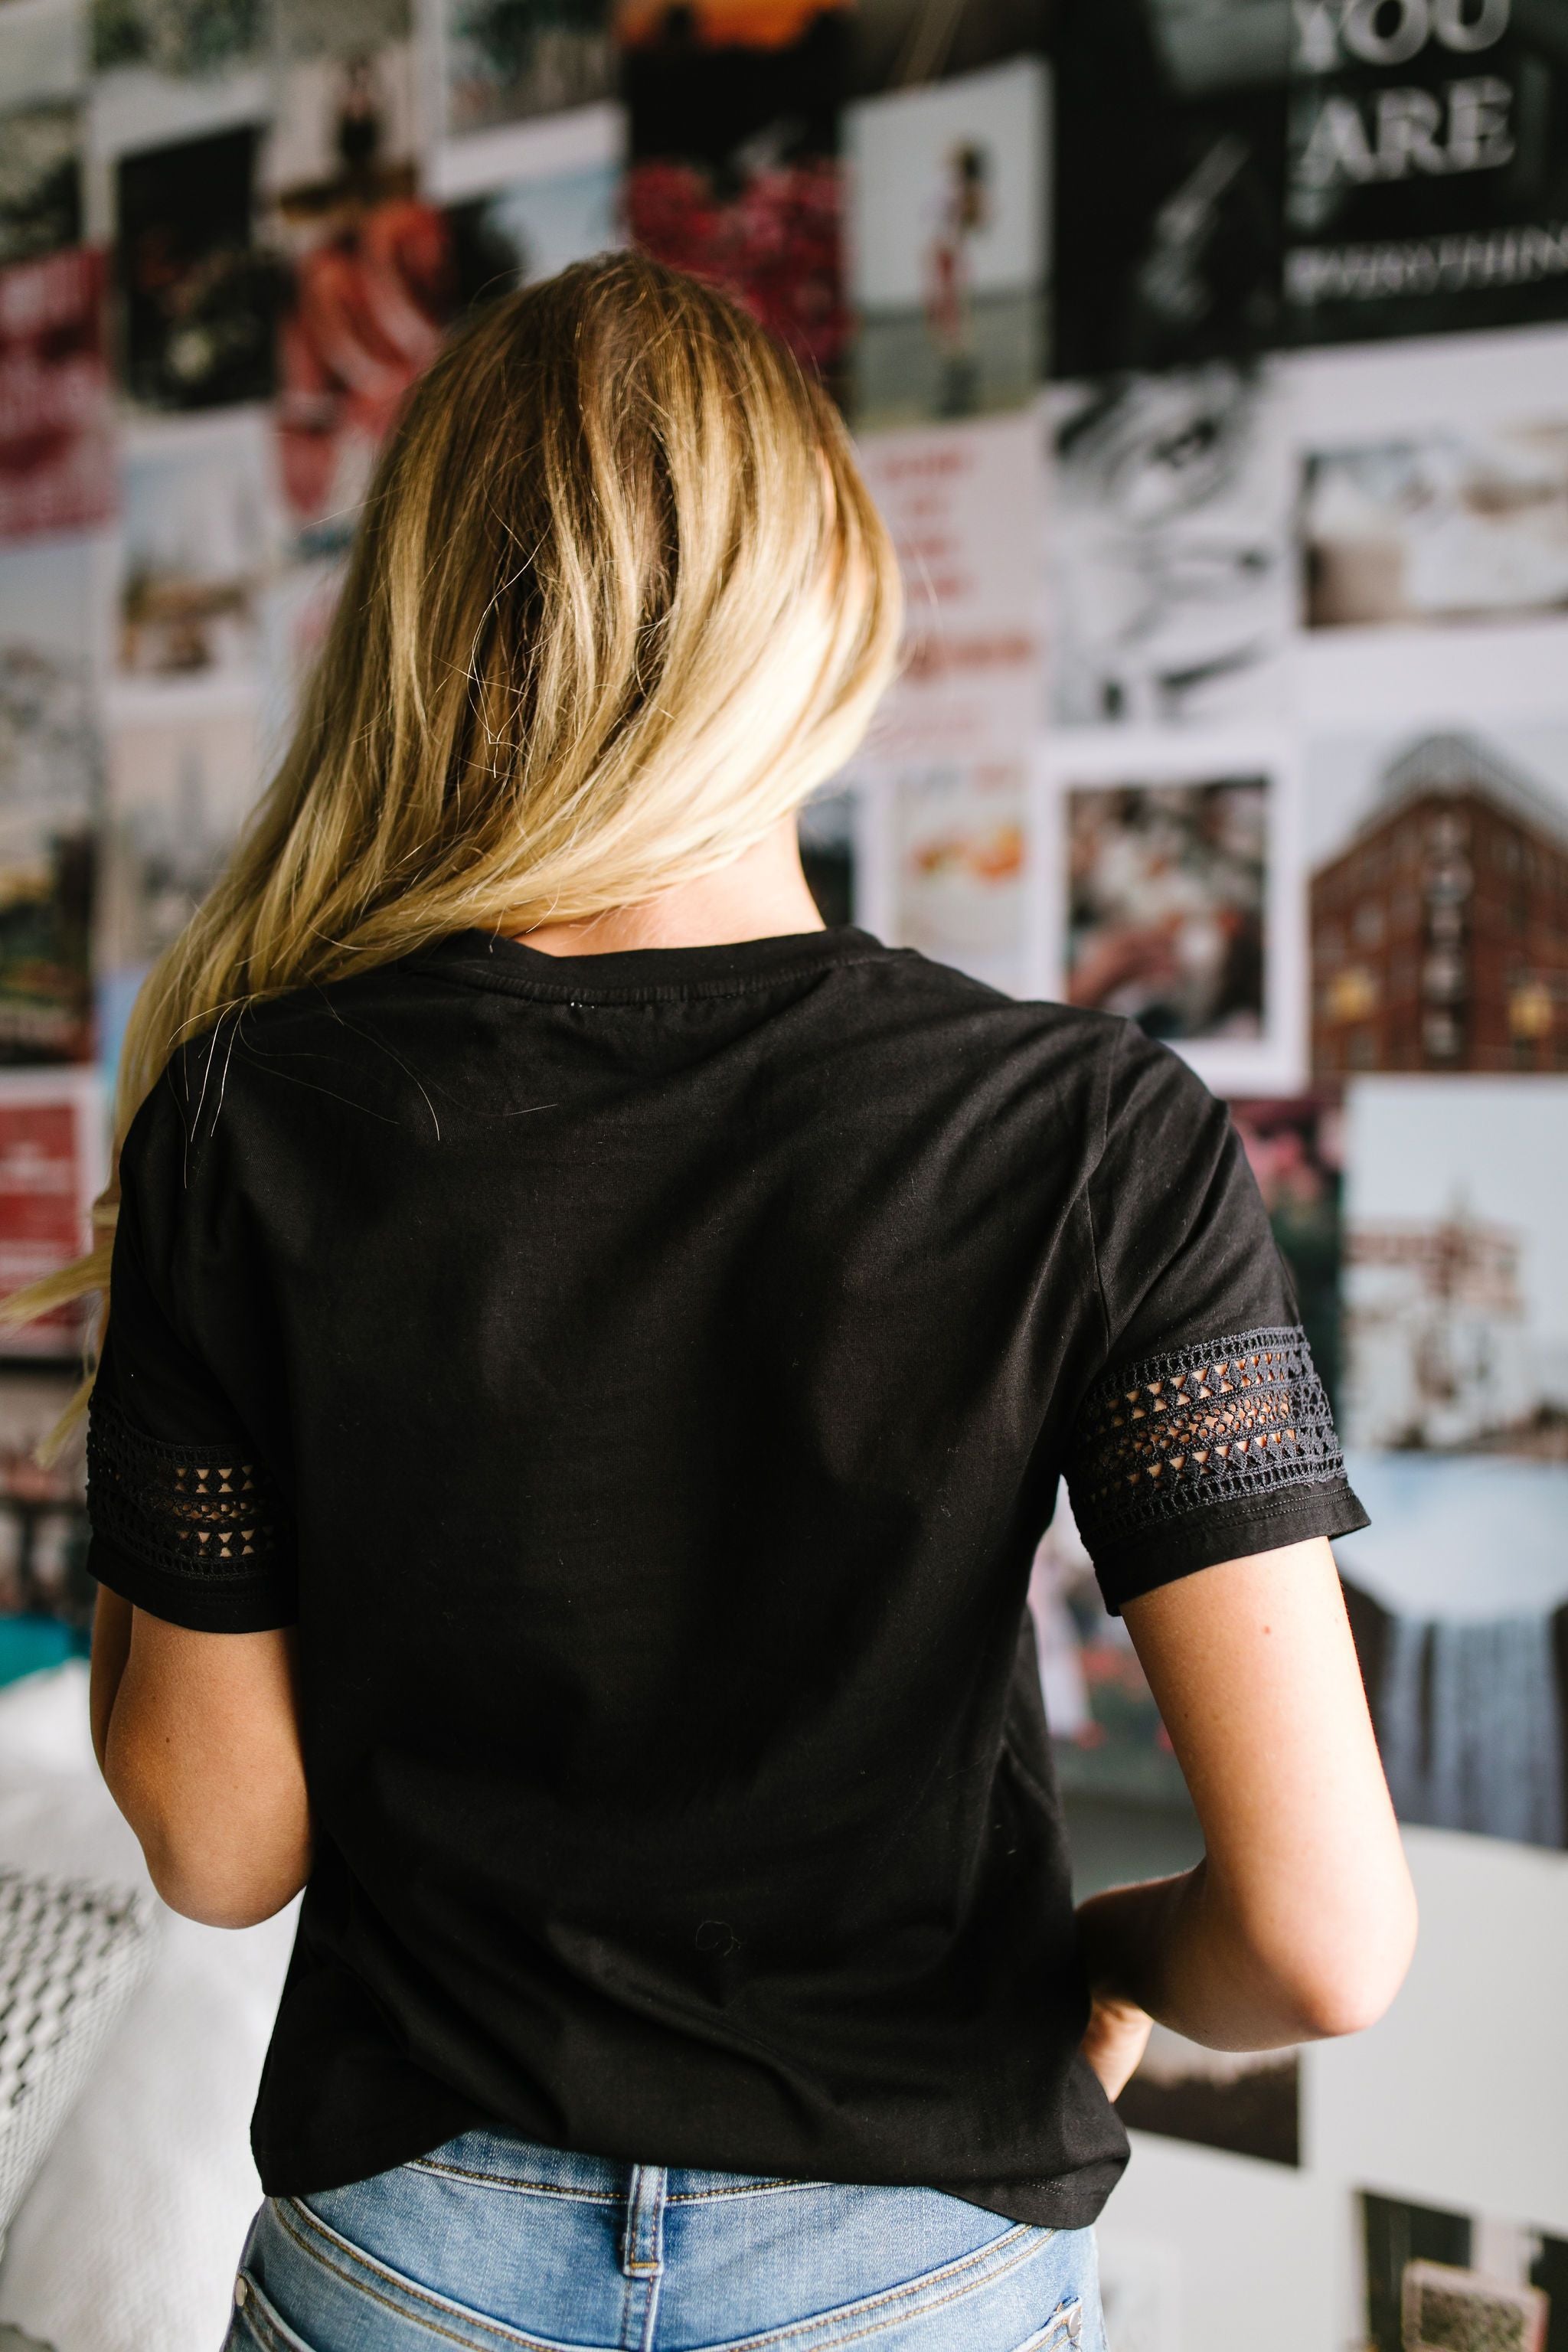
[104,1753,311,1929]
[144,1844,308,1930]
[1271,1877,1419,2043]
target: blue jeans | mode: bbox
[222,2128,1106,2352]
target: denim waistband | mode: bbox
[405,2126,828,2204]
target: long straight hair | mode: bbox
[8,253,902,1426]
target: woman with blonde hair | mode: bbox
[62,255,1413,2349]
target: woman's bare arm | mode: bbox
[92,1584,312,1929]
[1075,1537,1416,2091]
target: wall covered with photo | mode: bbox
[0,0,1566,2344]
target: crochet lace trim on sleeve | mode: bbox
[86,1396,286,1581]
[1068,1325,1347,1551]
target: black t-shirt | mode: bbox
[85,926,1366,2226]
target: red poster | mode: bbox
[0,248,115,543]
[0,1076,101,1359]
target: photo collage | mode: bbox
[1,0,1566,2236]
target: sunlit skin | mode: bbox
[92,820,1416,2096]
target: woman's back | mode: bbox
[90,919,1361,2221]
[68,256,1413,2347]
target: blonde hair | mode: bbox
[8,253,901,1428]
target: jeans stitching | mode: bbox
[703,2224,1054,2352]
[665,2180,831,2203]
[276,2196,560,2350]
[405,2157,622,2204]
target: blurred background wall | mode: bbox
[0,0,1566,2344]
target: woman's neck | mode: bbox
[505,815,827,957]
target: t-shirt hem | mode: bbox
[1095,1478,1370,1613]
[87,1531,299,1634]
[253,2108,1129,2232]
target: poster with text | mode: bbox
[116,126,276,412]
[1051,0,1288,377]
[1286,0,1568,348]
[0,248,114,544]
[1050,361,1292,726]
[845,57,1049,426]
[0,1070,103,1364]
[622,0,848,382]
[1306,724,1568,1077]
[0,537,100,1065]
[854,410,1044,762]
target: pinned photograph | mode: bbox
[0,5,82,268]
[0,1370,92,1632]
[1306,726,1568,1078]
[888,756,1027,992]
[0,100,80,268]
[1227,1093,1344,1412]
[1304,416,1568,631]
[1095,2236,1179,2352]
[433,0,615,139]
[446,155,622,308]
[622,0,848,381]
[1118,2027,1300,2169]
[1028,1494,1187,1808]
[0,247,114,543]
[844,56,1049,426]
[276,0,412,59]
[1338,1452,1568,1851]
[266,47,453,552]
[116,413,278,681]
[0,1070,103,1363]
[99,704,263,985]
[116,126,277,412]
[1049,361,1292,726]
[1051,0,1288,377]
[1357,2189,1562,2352]
[1064,773,1268,1041]
[798,788,858,929]
[90,0,266,77]
[0,537,100,1065]
[260,550,346,754]
[1341,1075,1568,1462]
[847,0,1049,98]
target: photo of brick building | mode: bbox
[1311,731,1568,1076]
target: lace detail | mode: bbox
[86,1396,286,1580]
[1069,1325,1346,1548]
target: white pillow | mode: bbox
[0,1664,296,2352]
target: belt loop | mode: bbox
[620,2163,667,2278]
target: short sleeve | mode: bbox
[85,1072,296,1634]
[1064,1025,1367,1615]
